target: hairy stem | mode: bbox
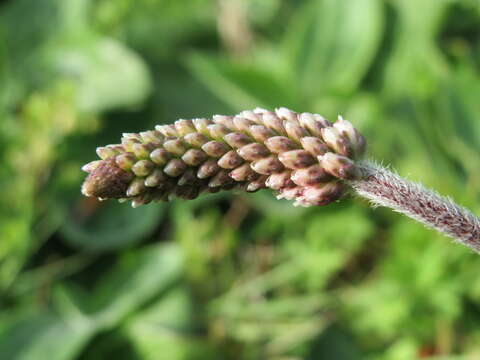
[350,161,480,253]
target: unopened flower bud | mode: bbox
[208,124,230,139]
[294,182,345,207]
[291,165,331,187]
[318,152,359,180]
[96,146,117,160]
[276,107,297,122]
[175,119,196,136]
[285,120,308,143]
[192,118,211,134]
[299,113,329,137]
[229,163,257,182]
[265,171,294,190]
[178,168,199,186]
[155,124,178,138]
[184,132,209,148]
[262,112,286,135]
[132,160,154,177]
[209,170,234,188]
[224,133,252,148]
[164,159,187,177]
[197,159,220,179]
[251,156,284,175]
[233,116,256,134]
[321,127,352,157]
[132,143,152,159]
[300,137,329,156]
[163,139,188,156]
[218,150,244,169]
[202,141,230,158]
[145,169,166,187]
[249,125,276,143]
[278,150,316,169]
[82,107,365,207]
[237,143,270,161]
[333,116,366,158]
[265,136,298,153]
[126,177,147,197]
[213,115,235,129]
[140,130,163,145]
[150,148,170,165]
[182,149,208,166]
[246,177,267,192]
[82,160,102,173]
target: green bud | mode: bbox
[132,143,152,159]
[127,178,147,197]
[150,148,170,165]
[163,139,188,156]
[175,119,196,136]
[140,130,163,145]
[132,160,154,177]
[145,169,166,187]
[96,146,117,160]
[155,124,178,138]
[192,118,211,134]
[82,160,102,173]
[184,132,209,147]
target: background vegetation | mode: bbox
[1,0,480,359]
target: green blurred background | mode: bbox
[1,0,480,359]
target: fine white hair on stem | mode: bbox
[349,161,480,253]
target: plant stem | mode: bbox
[350,161,480,253]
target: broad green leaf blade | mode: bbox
[51,36,152,113]
[92,243,183,328]
[186,52,296,110]
[60,201,164,251]
[284,0,383,98]
[0,313,93,360]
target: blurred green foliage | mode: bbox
[0,0,480,359]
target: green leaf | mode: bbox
[0,313,93,360]
[60,201,164,251]
[92,243,183,328]
[186,52,296,110]
[51,36,152,113]
[284,0,383,98]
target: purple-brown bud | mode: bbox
[81,107,366,207]
[318,153,359,180]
